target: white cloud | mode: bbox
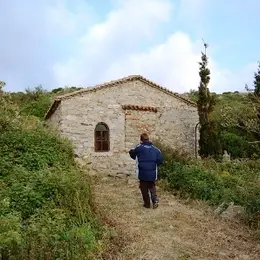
[0,0,94,91]
[0,0,257,93]
[177,0,207,23]
[52,0,256,94]
[209,61,256,93]
[53,0,174,87]
[101,32,201,92]
[44,0,94,37]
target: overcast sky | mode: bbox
[1,0,260,93]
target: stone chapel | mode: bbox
[44,75,199,175]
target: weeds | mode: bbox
[155,142,260,229]
[0,99,104,259]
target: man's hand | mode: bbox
[129,148,137,160]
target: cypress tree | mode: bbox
[197,43,222,158]
[253,61,260,97]
[245,61,260,135]
[251,62,260,139]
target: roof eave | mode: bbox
[43,75,197,119]
[47,75,196,107]
[44,99,61,120]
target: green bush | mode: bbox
[220,130,260,158]
[198,121,222,160]
[0,99,103,259]
[0,128,75,173]
[5,86,52,120]
[158,143,260,228]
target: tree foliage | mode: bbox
[156,142,260,229]
[0,80,5,87]
[0,81,6,96]
[197,44,214,124]
[254,63,260,96]
[3,84,82,121]
[214,62,260,137]
[197,43,222,158]
[245,62,260,137]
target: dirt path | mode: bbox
[93,176,260,260]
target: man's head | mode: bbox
[140,133,149,143]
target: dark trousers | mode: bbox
[139,180,158,207]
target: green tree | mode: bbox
[0,80,5,87]
[253,61,260,97]
[0,81,6,96]
[19,85,52,119]
[252,62,260,139]
[197,42,222,158]
[244,61,260,142]
[250,62,260,121]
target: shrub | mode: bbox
[5,86,52,120]
[0,128,75,174]
[0,100,103,259]
[198,121,222,160]
[220,130,260,158]
[158,143,260,229]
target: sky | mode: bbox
[1,0,260,94]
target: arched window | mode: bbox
[94,122,110,152]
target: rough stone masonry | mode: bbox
[44,75,199,176]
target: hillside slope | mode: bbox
[94,177,260,260]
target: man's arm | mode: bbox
[128,144,140,160]
[156,150,163,166]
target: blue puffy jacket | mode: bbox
[129,141,163,181]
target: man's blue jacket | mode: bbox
[129,141,163,181]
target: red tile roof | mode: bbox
[122,104,158,112]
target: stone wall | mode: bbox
[59,103,125,156]
[47,103,62,131]
[125,109,159,151]
[157,106,198,154]
[46,79,199,176]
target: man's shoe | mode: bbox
[153,201,159,209]
[143,204,150,209]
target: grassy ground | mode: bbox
[94,176,260,260]
[153,142,260,229]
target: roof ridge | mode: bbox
[45,75,196,120]
[55,75,139,100]
[53,75,195,106]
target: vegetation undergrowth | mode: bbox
[155,141,260,230]
[0,97,106,259]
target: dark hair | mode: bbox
[140,133,149,142]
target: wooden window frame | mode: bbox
[94,122,110,152]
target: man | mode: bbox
[129,133,163,209]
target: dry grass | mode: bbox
[93,176,260,260]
